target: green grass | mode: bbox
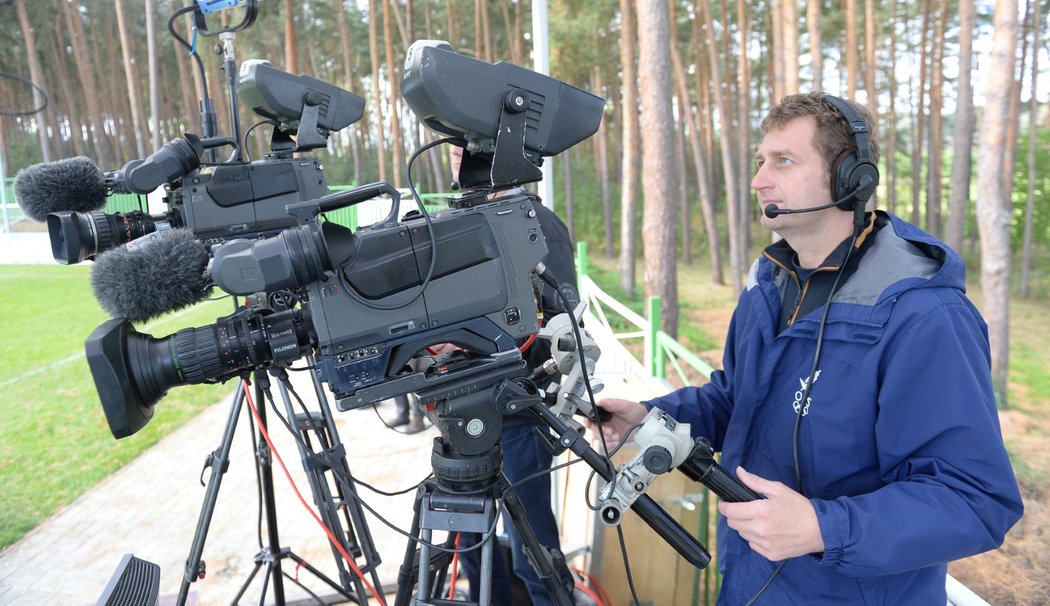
[0,265,235,548]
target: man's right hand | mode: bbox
[586,398,648,449]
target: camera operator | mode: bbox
[448,145,579,605]
[590,93,1023,604]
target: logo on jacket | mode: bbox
[792,370,821,416]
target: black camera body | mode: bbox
[165,156,329,245]
[307,193,548,409]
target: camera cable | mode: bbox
[328,137,451,313]
[0,70,48,116]
[539,267,644,606]
[239,379,388,605]
[261,372,504,559]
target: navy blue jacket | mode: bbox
[646,212,1023,605]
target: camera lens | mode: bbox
[47,210,159,264]
[86,309,308,438]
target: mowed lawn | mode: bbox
[0,265,234,548]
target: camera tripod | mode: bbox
[371,359,568,606]
[392,437,572,606]
[175,361,383,606]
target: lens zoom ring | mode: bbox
[90,211,117,252]
[173,327,224,384]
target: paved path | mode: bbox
[0,315,664,605]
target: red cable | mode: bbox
[574,579,603,606]
[518,333,537,353]
[447,531,461,599]
[241,381,386,606]
[575,568,612,606]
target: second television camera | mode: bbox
[17,61,364,265]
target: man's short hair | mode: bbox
[761,92,880,195]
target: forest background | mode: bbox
[2,0,1048,602]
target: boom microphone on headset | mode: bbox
[763,172,876,219]
[90,229,213,323]
[13,156,109,221]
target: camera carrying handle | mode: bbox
[286,182,402,226]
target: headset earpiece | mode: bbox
[824,95,880,211]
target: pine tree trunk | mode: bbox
[671,32,723,283]
[912,0,931,225]
[925,0,947,236]
[782,0,799,94]
[48,17,86,157]
[861,0,875,111]
[770,0,785,102]
[15,0,52,163]
[145,0,161,151]
[946,0,975,251]
[561,151,575,241]
[446,0,457,47]
[844,0,859,97]
[736,0,752,260]
[886,0,899,215]
[701,0,742,291]
[637,0,679,337]
[384,0,405,186]
[284,0,298,72]
[368,0,387,182]
[807,0,822,90]
[336,0,363,185]
[618,0,640,297]
[66,0,114,166]
[675,95,692,266]
[976,0,1018,408]
[1020,0,1041,298]
[1003,0,1031,200]
[591,66,614,259]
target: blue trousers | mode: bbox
[457,424,575,605]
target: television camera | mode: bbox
[14,60,364,265]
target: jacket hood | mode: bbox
[831,211,966,308]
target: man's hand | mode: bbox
[717,467,825,561]
[585,398,648,448]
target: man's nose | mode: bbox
[751,165,769,192]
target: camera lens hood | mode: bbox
[86,319,154,439]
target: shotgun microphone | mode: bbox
[90,229,213,323]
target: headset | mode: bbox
[825,94,880,211]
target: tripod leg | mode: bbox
[394,486,425,606]
[500,479,573,606]
[253,378,288,605]
[176,385,246,606]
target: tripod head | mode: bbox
[396,305,714,571]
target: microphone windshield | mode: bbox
[13,156,109,222]
[91,229,213,323]
[763,204,781,219]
